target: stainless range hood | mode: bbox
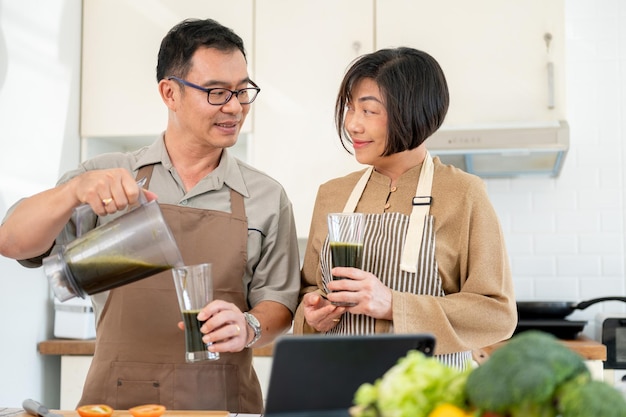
[428,120,569,178]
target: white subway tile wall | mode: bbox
[486,0,626,339]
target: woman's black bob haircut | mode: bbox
[335,47,449,156]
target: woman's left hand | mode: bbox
[301,292,346,332]
[326,267,393,320]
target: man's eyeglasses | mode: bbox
[167,76,261,105]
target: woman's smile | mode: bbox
[352,138,372,149]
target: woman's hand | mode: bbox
[301,292,346,332]
[326,267,393,320]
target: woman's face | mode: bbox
[344,78,389,166]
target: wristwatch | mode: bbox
[244,312,262,348]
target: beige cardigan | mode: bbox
[293,157,517,355]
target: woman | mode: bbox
[293,47,517,369]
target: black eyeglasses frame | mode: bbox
[167,76,261,105]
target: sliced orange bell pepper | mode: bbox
[76,404,114,417]
[128,404,166,417]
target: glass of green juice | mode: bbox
[327,212,366,307]
[172,263,220,362]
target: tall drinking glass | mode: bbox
[172,263,220,362]
[327,213,366,306]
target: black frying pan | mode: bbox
[517,296,626,320]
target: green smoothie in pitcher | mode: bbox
[67,255,173,294]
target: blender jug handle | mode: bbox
[74,177,148,237]
[136,176,148,205]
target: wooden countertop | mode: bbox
[13,412,230,417]
[39,334,604,361]
[480,335,606,361]
[38,339,274,357]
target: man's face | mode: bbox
[169,47,252,150]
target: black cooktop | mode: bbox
[514,319,587,340]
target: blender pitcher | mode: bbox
[43,189,183,302]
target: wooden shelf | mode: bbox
[39,339,95,355]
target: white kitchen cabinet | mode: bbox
[80,0,254,157]
[252,1,565,236]
[80,1,566,234]
[59,355,92,410]
[375,0,566,127]
[252,0,372,237]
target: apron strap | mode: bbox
[400,152,434,273]
[342,167,373,213]
[341,154,434,274]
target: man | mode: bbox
[0,18,300,413]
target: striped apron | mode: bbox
[320,153,472,370]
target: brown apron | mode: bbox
[78,165,263,413]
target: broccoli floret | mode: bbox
[465,330,590,417]
[557,379,626,417]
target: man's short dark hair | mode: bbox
[156,18,246,81]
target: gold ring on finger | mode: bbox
[332,318,340,323]
[102,197,113,206]
[235,324,241,334]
